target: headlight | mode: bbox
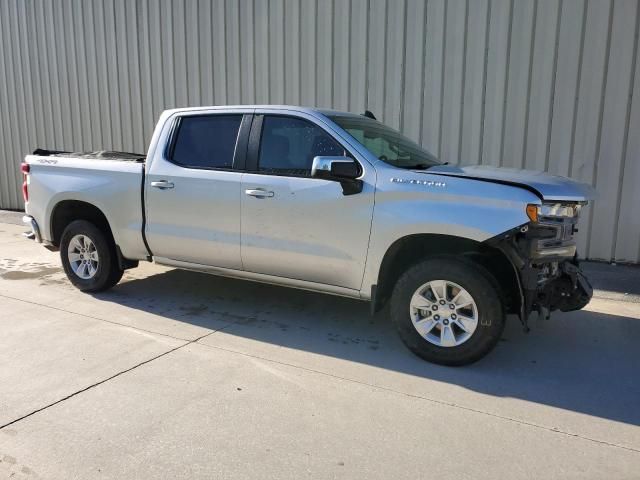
[526,203,582,223]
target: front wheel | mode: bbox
[390,257,505,366]
[60,220,123,292]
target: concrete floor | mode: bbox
[0,213,639,479]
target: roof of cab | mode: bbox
[161,105,363,119]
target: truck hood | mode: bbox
[424,164,596,202]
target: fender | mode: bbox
[359,172,541,297]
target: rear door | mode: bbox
[240,113,375,290]
[145,110,251,268]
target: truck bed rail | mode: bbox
[32,148,145,162]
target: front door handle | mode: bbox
[245,189,274,198]
[151,180,175,190]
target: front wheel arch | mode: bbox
[373,233,520,315]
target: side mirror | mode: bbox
[311,156,363,195]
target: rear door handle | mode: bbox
[245,189,274,198]
[151,180,174,190]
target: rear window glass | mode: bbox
[171,115,242,169]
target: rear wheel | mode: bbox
[390,257,505,366]
[60,220,123,292]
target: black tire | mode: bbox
[390,256,505,366]
[60,220,124,292]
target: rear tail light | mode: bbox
[21,162,30,202]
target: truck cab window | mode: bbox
[258,116,345,176]
[171,114,242,169]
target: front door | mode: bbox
[240,114,375,290]
[145,112,248,269]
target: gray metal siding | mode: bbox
[1,0,639,263]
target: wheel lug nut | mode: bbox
[434,315,440,321]
[432,305,438,311]
[439,300,446,305]
[443,319,449,325]
[449,304,455,309]
[451,314,457,320]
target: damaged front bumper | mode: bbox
[488,220,593,331]
[527,259,593,314]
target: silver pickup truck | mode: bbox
[22,105,594,365]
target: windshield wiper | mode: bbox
[399,164,432,170]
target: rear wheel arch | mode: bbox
[50,200,116,248]
[373,233,521,315]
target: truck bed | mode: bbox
[24,149,149,261]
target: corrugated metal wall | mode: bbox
[1,0,639,262]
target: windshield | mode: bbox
[328,115,440,169]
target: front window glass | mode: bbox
[329,115,440,170]
[258,116,345,176]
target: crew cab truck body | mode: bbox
[22,105,594,365]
